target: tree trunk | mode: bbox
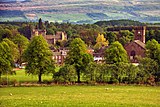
[0,73,1,80]
[77,70,81,83]
[38,73,42,83]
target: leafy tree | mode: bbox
[0,41,14,78]
[105,41,128,64]
[119,30,134,46]
[18,25,33,39]
[0,28,13,41]
[106,32,117,44]
[23,35,55,83]
[138,57,158,84]
[53,64,76,83]
[12,34,29,65]
[84,62,97,82]
[94,33,108,50]
[126,64,140,84]
[46,28,55,35]
[65,38,93,83]
[145,39,160,64]
[2,38,19,62]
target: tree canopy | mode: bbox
[105,41,128,64]
[23,35,55,82]
[65,38,93,82]
[145,39,160,64]
[3,38,19,62]
[12,34,29,65]
[0,41,14,78]
[94,33,108,50]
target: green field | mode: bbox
[1,69,53,83]
[37,13,93,23]
[0,85,160,107]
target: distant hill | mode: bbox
[94,20,144,26]
[0,0,160,23]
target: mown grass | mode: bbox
[0,85,160,107]
[1,69,53,83]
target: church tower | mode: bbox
[134,26,146,43]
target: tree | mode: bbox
[145,39,160,63]
[38,18,43,29]
[53,64,76,83]
[145,39,160,83]
[94,33,108,50]
[119,30,134,46]
[138,57,158,84]
[38,18,45,30]
[65,38,93,83]
[105,41,128,64]
[2,38,19,62]
[0,28,13,41]
[23,35,55,83]
[0,41,14,78]
[12,34,29,65]
[46,28,54,35]
[84,62,97,82]
[106,32,117,44]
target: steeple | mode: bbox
[134,26,146,43]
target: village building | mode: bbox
[31,29,67,45]
[93,46,107,63]
[52,49,68,65]
[124,26,146,63]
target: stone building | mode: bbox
[124,26,146,63]
[31,29,67,45]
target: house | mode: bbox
[124,26,146,63]
[52,48,69,65]
[93,46,108,63]
[31,29,67,45]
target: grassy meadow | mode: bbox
[0,85,160,107]
[1,69,53,83]
[0,69,160,107]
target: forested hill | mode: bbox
[94,20,144,26]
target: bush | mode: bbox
[53,65,76,83]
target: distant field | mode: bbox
[0,17,27,22]
[0,85,160,107]
[37,13,93,23]
[1,0,160,23]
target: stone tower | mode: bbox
[134,26,146,43]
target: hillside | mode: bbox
[0,0,160,23]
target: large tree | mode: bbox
[0,41,14,78]
[145,39,160,64]
[105,41,128,64]
[23,35,55,83]
[3,38,19,62]
[65,38,93,83]
[145,39,160,82]
[12,34,29,65]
